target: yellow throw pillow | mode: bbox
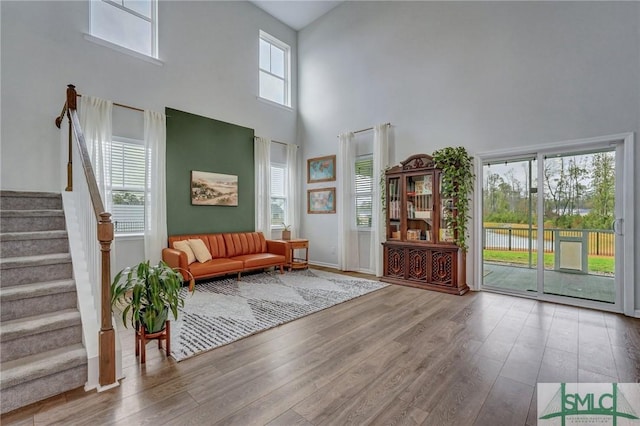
[173,240,196,265]
[188,239,212,263]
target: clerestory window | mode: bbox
[90,0,158,58]
[259,31,291,107]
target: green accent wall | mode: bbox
[165,108,254,235]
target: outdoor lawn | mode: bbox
[483,249,614,275]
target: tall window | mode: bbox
[355,155,373,228]
[259,31,291,107]
[111,137,145,234]
[270,164,287,227]
[90,0,158,58]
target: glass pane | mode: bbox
[270,165,285,197]
[259,39,271,71]
[271,197,286,226]
[387,177,400,240]
[406,174,432,241]
[123,0,152,18]
[111,141,145,188]
[356,195,372,227]
[270,45,285,78]
[355,157,373,193]
[542,151,615,303]
[92,1,152,56]
[259,71,284,105]
[112,190,144,233]
[482,159,537,293]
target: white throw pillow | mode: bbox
[188,239,213,263]
[173,240,196,265]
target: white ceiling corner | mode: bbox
[250,1,343,31]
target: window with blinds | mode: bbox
[270,164,287,227]
[355,156,373,228]
[111,138,145,234]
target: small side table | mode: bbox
[285,239,309,271]
[135,321,170,364]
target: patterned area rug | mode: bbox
[170,268,388,361]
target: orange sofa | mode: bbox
[162,231,287,281]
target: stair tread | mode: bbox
[0,344,86,389]
[0,279,75,301]
[0,253,71,268]
[0,230,68,241]
[1,210,64,217]
[0,191,61,198]
[0,309,80,342]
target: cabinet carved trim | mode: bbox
[431,251,453,286]
[408,249,427,281]
[387,247,404,278]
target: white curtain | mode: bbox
[371,124,389,276]
[255,137,271,236]
[79,96,113,212]
[144,110,167,264]
[285,144,299,238]
[338,132,359,271]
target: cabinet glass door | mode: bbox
[406,173,434,242]
[439,174,455,243]
[387,176,401,240]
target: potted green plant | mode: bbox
[432,146,474,251]
[281,224,291,240]
[110,260,193,333]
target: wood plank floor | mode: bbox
[2,267,639,425]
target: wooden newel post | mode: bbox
[66,84,77,111]
[98,212,116,386]
[65,84,77,192]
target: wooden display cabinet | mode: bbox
[382,154,468,295]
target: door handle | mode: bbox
[612,218,623,236]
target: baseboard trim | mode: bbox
[308,261,339,269]
[634,309,640,318]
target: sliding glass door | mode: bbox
[541,151,616,303]
[480,137,628,312]
[482,158,538,294]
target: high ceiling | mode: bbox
[250,1,343,31]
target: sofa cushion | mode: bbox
[231,253,285,270]
[223,232,267,257]
[189,258,244,277]
[173,240,196,265]
[169,234,210,252]
[206,234,227,259]
[188,239,212,263]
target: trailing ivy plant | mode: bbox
[432,146,474,251]
[379,166,392,215]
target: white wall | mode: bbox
[298,1,640,308]
[1,0,297,191]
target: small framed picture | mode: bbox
[307,187,336,214]
[307,155,336,183]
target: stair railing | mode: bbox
[55,84,116,387]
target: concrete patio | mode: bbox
[482,263,615,303]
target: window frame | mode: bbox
[270,162,288,229]
[111,136,146,235]
[355,154,374,230]
[258,30,291,108]
[89,0,159,60]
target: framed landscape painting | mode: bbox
[191,171,238,206]
[307,187,336,214]
[307,155,336,183]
